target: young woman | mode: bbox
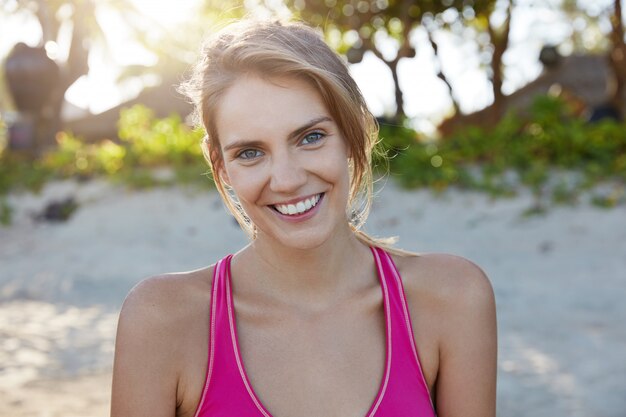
[111,19,497,417]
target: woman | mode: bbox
[111,19,497,417]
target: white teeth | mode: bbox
[274,194,321,216]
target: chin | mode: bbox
[259,222,343,251]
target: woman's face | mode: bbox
[214,74,352,250]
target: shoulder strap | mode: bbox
[193,255,232,417]
[371,247,422,371]
[373,248,434,410]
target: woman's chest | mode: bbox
[233,296,387,417]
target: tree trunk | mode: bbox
[366,0,414,122]
[367,43,406,122]
[487,0,512,125]
[388,59,405,121]
[609,0,625,117]
[424,25,460,115]
[31,2,89,148]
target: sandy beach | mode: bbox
[1,178,625,417]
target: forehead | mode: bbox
[214,75,332,144]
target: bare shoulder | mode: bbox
[392,252,495,314]
[114,266,216,364]
[390,252,496,354]
[111,266,215,416]
[119,266,215,332]
[391,252,497,414]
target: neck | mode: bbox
[233,225,373,309]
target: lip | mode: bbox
[269,193,324,222]
[270,193,322,206]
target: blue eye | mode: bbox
[301,131,325,145]
[237,149,263,160]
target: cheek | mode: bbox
[315,150,351,193]
[224,165,266,203]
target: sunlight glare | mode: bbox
[65,1,200,113]
[129,0,199,28]
[349,52,394,117]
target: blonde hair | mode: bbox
[180,18,400,251]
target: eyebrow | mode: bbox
[222,116,333,152]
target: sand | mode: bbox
[1,178,625,416]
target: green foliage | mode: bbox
[117,104,205,171]
[27,105,207,188]
[1,96,624,227]
[382,95,626,207]
[0,197,12,225]
[0,104,210,201]
[0,152,50,195]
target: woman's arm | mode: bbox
[110,277,182,417]
[400,253,497,417]
[433,256,497,417]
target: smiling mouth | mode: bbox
[271,193,323,216]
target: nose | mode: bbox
[268,151,307,194]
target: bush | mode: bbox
[381,95,626,204]
[0,105,211,197]
[1,97,624,226]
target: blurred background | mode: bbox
[0,0,624,202]
[0,1,625,416]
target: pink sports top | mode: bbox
[193,247,436,417]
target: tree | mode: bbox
[2,0,242,144]
[421,0,512,125]
[285,0,421,121]
[473,0,513,122]
[2,0,90,150]
[609,0,625,116]
[284,1,504,122]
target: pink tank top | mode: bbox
[193,247,436,417]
